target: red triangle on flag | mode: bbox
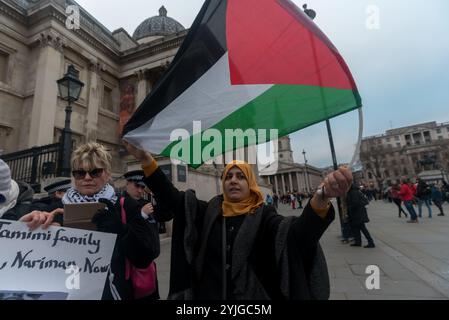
[226,0,357,90]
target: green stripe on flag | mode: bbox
[161,84,361,167]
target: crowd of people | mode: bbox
[267,192,314,210]
[266,186,376,249]
[0,141,353,300]
[387,178,446,222]
[336,178,447,248]
[359,179,447,223]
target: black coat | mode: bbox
[144,167,334,300]
[416,181,431,199]
[32,192,159,300]
[346,185,369,226]
[96,194,161,300]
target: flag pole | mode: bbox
[326,119,344,233]
[304,4,344,233]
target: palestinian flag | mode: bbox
[123,0,361,167]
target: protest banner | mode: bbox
[0,219,116,300]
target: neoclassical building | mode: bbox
[260,136,323,196]
[0,0,185,157]
[359,121,449,188]
[0,0,276,200]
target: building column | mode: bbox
[281,174,286,195]
[288,172,294,192]
[85,62,102,142]
[135,69,149,106]
[296,172,301,192]
[274,175,279,194]
[28,32,64,147]
[304,168,310,192]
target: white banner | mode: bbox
[0,219,116,300]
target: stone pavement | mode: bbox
[155,200,449,300]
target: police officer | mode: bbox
[123,170,154,215]
[123,170,171,233]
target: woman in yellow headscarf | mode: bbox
[124,142,352,300]
[221,160,264,217]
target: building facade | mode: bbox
[260,136,323,195]
[0,0,187,168]
[0,0,276,200]
[0,0,186,168]
[359,121,449,188]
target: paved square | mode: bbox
[156,200,449,300]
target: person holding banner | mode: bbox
[0,159,37,221]
[124,141,352,300]
[19,143,160,300]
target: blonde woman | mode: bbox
[20,142,160,300]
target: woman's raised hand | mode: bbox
[312,166,353,213]
[322,166,353,198]
[122,140,154,166]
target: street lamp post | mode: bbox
[303,150,311,193]
[57,65,84,177]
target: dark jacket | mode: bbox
[416,181,431,200]
[346,184,370,226]
[2,181,36,221]
[38,192,160,300]
[431,186,443,202]
[96,194,161,300]
[144,167,334,300]
[120,191,174,300]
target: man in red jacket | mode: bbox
[398,178,418,223]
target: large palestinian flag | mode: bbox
[123,0,362,167]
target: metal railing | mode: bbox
[1,143,62,192]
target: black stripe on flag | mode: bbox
[123,0,228,136]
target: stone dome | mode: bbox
[133,6,185,41]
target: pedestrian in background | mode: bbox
[390,183,407,218]
[273,193,279,209]
[399,178,418,223]
[266,194,273,206]
[431,184,445,217]
[416,178,432,218]
[346,183,375,248]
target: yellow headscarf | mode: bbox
[221,161,264,217]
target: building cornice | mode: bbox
[121,32,187,63]
[26,5,121,62]
[1,1,188,68]
[0,1,27,24]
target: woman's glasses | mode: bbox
[72,168,104,180]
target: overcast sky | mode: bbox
[75,0,449,168]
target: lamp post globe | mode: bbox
[57,65,84,177]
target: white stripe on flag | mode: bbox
[124,52,273,153]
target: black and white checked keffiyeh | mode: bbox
[62,184,118,205]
